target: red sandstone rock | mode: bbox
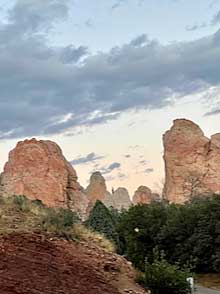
[133,186,159,204]
[85,172,110,205]
[163,119,220,203]
[0,138,89,218]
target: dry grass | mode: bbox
[0,195,115,252]
[73,224,115,252]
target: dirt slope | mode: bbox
[0,233,147,294]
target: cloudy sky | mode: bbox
[0,0,220,196]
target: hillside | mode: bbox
[0,196,147,294]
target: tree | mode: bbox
[87,200,120,249]
[138,249,192,294]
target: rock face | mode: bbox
[0,138,89,218]
[86,173,132,211]
[163,119,220,203]
[86,172,111,206]
[105,188,132,210]
[133,186,160,204]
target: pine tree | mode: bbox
[87,200,120,248]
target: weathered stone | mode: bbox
[86,172,132,211]
[163,119,220,203]
[133,186,159,204]
[0,138,89,219]
[104,187,132,210]
[86,172,110,205]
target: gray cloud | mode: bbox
[0,1,219,139]
[211,10,220,25]
[70,152,104,165]
[204,109,220,116]
[145,168,154,174]
[185,23,207,31]
[125,154,131,158]
[100,162,121,174]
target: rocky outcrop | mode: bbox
[0,138,89,218]
[133,186,160,204]
[104,187,132,210]
[86,173,132,211]
[85,172,111,206]
[163,119,220,203]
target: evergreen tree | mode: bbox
[87,200,120,249]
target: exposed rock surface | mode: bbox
[163,119,220,203]
[86,173,132,211]
[0,138,89,218]
[133,186,160,204]
[85,172,111,206]
[104,187,132,210]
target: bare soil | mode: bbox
[0,233,147,294]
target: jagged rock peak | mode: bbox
[163,119,220,203]
[0,138,89,219]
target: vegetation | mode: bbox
[86,200,120,250]
[138,249,192,294]
[0,195,114,252]
[116,195,220,274]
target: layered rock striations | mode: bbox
[133,186,160,204]
[0,138,89,218]
[163,119,220,203]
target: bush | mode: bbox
[138,250,192,294]
[41,207,79,233]
[13,195,30,212]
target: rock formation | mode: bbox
[133,186,160,204]
[0,138,89,219]
[85,172,111,205]
[163,119,220,203]
[86,172,132,211]
[105,187,132,210]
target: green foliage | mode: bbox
[138,249,192,294]
[117,195,220,273]
[87,200,120,249]
[13,195,30,212]
[117,202,167,270]
[42,207,79,233]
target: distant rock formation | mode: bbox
[163,119,220,203]
[105,187,132,210]
[133,186,160,204]
[85,172,111,206]
[86,172,132,211]
[0,138,89,219]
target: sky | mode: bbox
[0,0,220,196]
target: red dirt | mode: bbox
[0,233,147,294]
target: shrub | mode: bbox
[138,250,192,294]
[13,195,30,212]
[41,207,79,233]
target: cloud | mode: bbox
[145,168,154,174]
[204,109,220,116]
[185,23,207,31]
[125,154,131,158]
[111,0,126,10]
[211,10,220,25]
[100,162,121,174]
[0,1,220,139]
[70,152,104,165]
